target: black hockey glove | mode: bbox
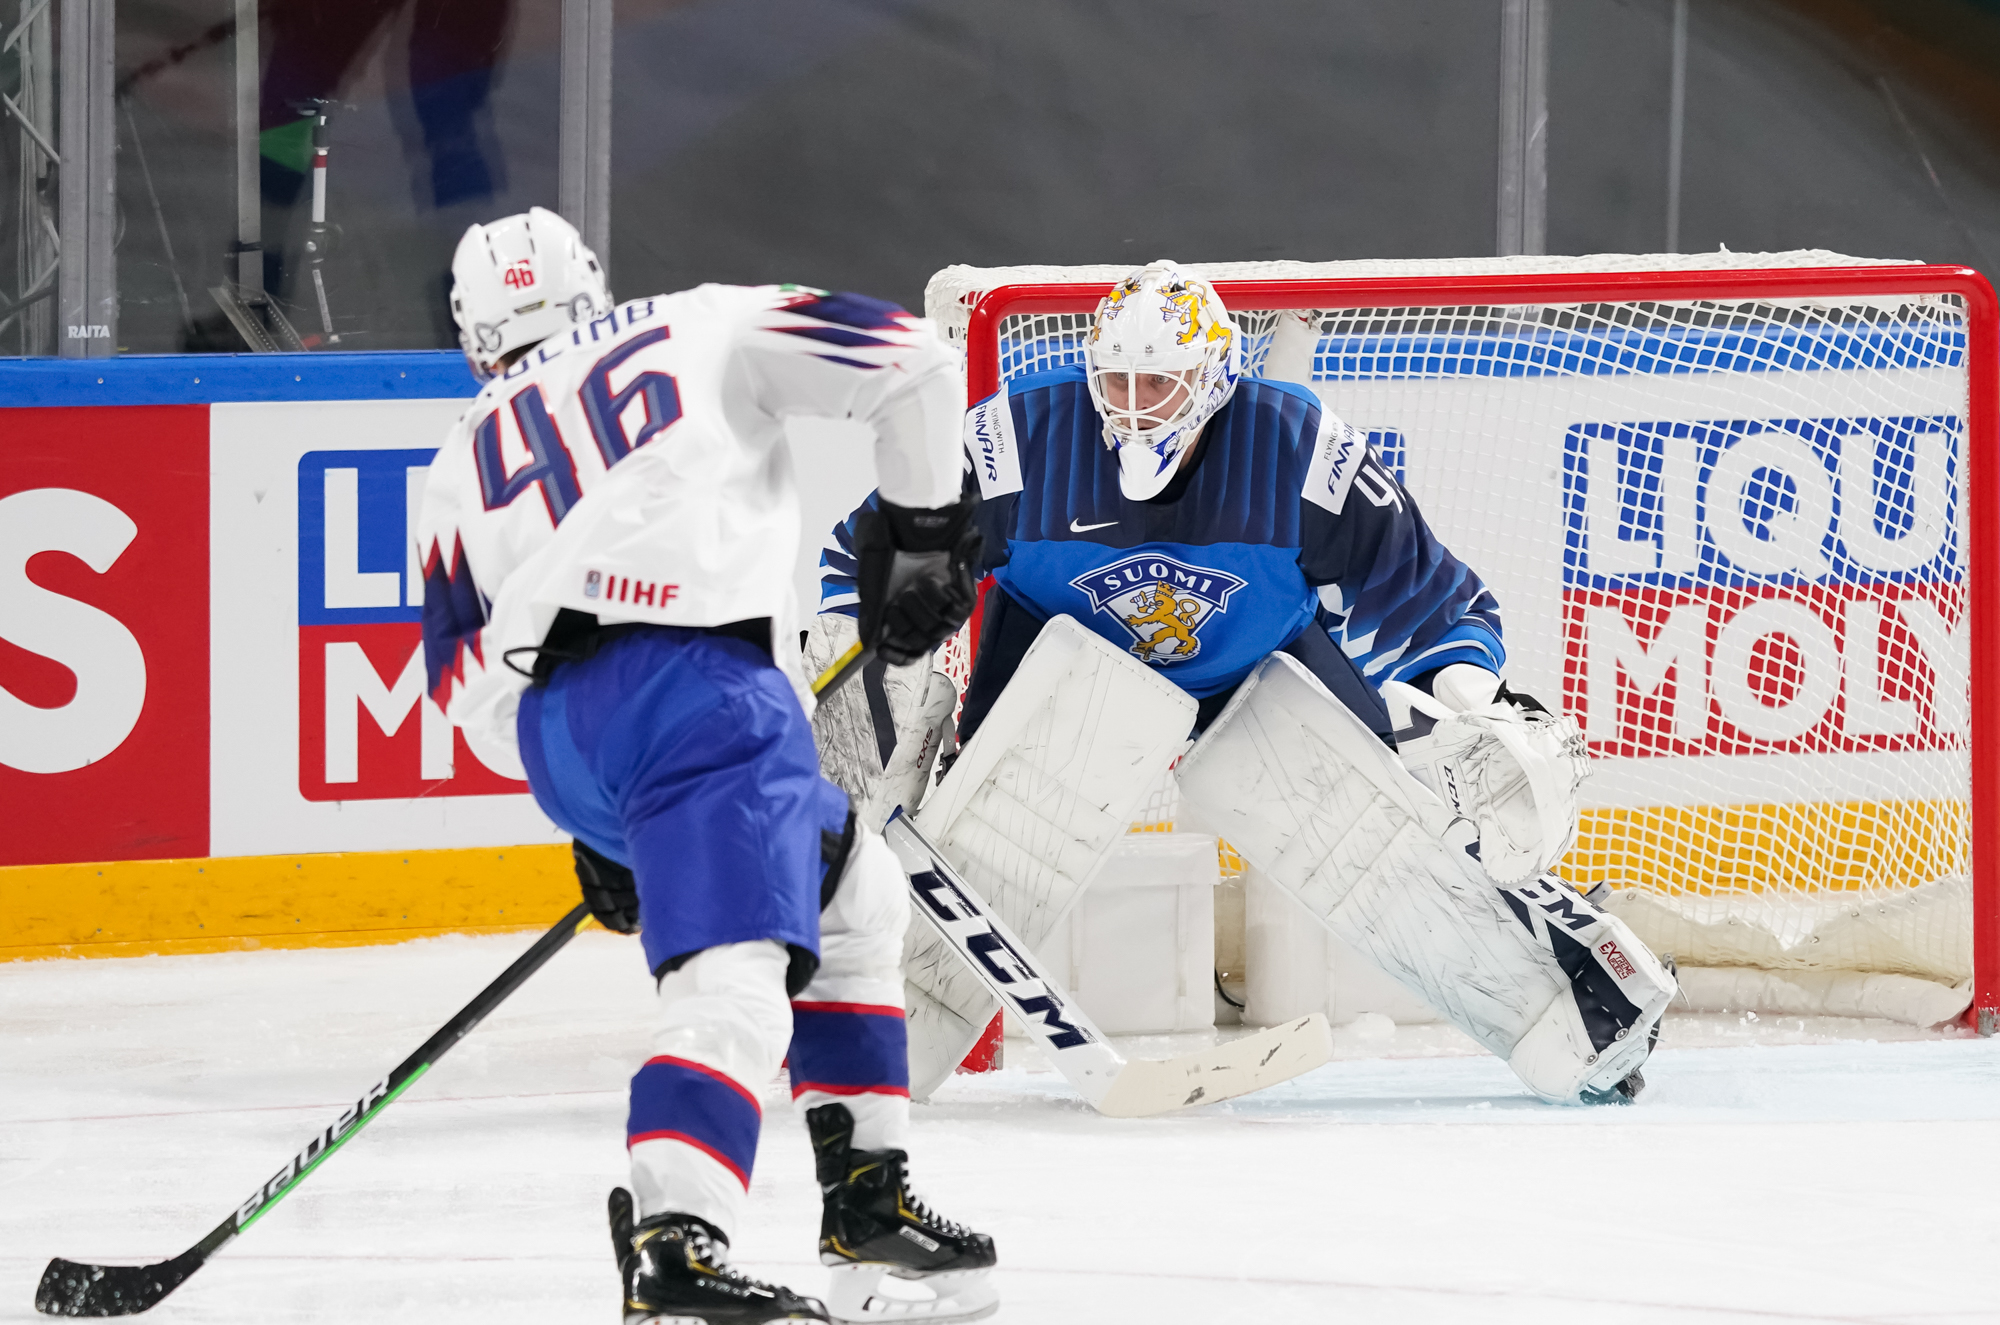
[855,494,982,667]
[574,839,640,935]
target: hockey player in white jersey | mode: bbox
[817,261,1677,1107]
[418,208,996,1325]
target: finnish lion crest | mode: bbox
[1070,554,1247,664]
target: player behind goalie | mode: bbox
[417,208,996,1325]
[818,260,1676,1105]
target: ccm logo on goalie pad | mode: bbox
[1509,877,1596,933]
[908,868,1095,1051]
[235,1074,391,1226]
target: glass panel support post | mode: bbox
[233,0,259,297]
[7,0,59,355]
[56,0,114,357]
[209,0,302,353]
[559,0,612,266]
[1496,0,1548,258]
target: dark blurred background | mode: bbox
[12,0,1998,353]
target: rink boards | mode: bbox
[1,326,1979,961]
[0,354,577,957]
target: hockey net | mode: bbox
[927,253,1998,1028]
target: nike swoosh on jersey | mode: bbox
[1069,518,1119,532]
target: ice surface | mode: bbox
[5,931,1999,1324]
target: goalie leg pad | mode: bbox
[900,616,1194,1096]
[1177,653,1568,1062]
[1500,876,1677,1099]
[915,615,1197,946]
[1179,653,1653,1103]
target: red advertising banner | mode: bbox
[0,406,210,865]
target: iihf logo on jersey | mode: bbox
[1071,554,1246,663]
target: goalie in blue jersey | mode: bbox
[815,261,1677,1108]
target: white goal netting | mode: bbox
[927,252,1986,1018]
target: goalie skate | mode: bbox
[808,1104,998,1324]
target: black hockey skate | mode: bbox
[806,1103,998,1323]
[608,1187,827,1325]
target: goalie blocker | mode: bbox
[1177,652,1677,1104]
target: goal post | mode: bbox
[927,253,2000,1032]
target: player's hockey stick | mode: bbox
[35,905,595,1317]
[813,640,874,700]
[881,812,1333,1117]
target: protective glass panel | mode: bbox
[109,0,557,355]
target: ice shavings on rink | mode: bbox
[4,931,1998,1325]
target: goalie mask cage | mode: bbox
[926,253,1999,1031]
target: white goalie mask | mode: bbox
[1083,261,1241,500]
[450,207,611,381]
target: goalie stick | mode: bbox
[34,906,594,1317]
[882,811,1333,1118]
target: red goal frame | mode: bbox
[957,264,2000,1031]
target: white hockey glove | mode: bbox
[1383,664,1589,885]
[806,612,956,829]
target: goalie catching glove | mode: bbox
[855,494,982,667]
[1383,663,1589,886]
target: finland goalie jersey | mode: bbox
[820,364,1504,710]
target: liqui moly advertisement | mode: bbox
[1301,344,1970,812]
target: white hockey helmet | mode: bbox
[1083,260,1241,500]
[449,207,611,380]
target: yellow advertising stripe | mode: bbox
[1557,798,1967,895]
[0,844,577,961]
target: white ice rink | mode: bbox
[5,931,1999,1325]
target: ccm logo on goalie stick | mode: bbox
[234,1075,391,1226]
[908,868,1095,1051]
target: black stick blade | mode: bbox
[35,1254,198,1317]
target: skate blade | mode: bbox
[826,1264,998,1324]
[627,1311,824,1325]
